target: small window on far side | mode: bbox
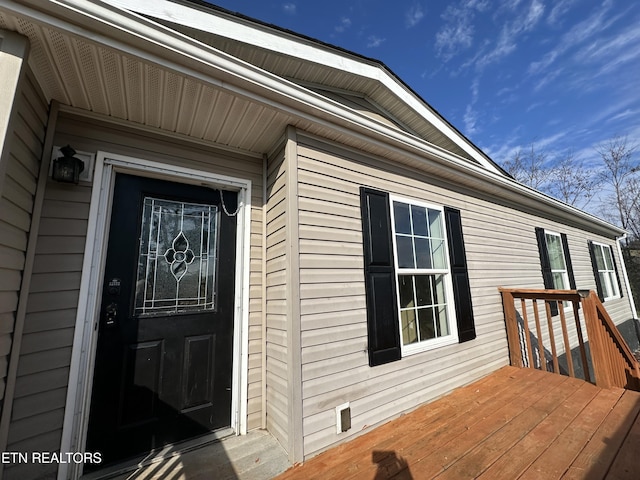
[590,242,621,301]
[545,231,570,291]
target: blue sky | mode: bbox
[207,0,640,171]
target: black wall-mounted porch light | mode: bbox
[52,145,84,184]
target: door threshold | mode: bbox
[81,427,235,480]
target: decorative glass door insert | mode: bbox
[134,197,219,315]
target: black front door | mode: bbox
[86,173,237,467]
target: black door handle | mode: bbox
[104,302,118,327]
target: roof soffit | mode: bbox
[103,0,502,173]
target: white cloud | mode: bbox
[531,66,563,92]
[282,3,296,15]
[528,1,619,77]
[482,135,524,164]
[436,22,474,61]
[475,27,517,70]
[528,50,559,75]
[464,104,479,135]
[470,77,480,102]
[475,0,544,70]
[523,0,545,30]
[534,131,568,150]
[574,23,640,68]
[526,102,544,112]
[434,0,488,61]
[405,4,425,28]
[334,17,352,33]
[585,97,640,127]
[464,0,490,12]
[367,35,386,48]
[606,109,640,124]
[547,0,578,26]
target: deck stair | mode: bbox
[500,288,640,392]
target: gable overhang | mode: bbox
[103,0,503,174]
[0,0,625,240]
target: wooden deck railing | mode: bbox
[499,288,640,391]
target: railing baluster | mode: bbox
[521,298,535,369]
[532,300,545,371]
[545,301,560,374]
[572,300,590,383]
[558,304,575,377]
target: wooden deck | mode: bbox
[276,366,640,479]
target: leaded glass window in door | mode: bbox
[134,197,219,315]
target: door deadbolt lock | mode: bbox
[107,278,121,296]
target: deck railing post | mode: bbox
[581,291,612,389]
[500,289,523,368]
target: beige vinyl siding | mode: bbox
[247,201,265,431]
[293,134,634,459]
[0,70,48,480]
[265,144,289,449]
[5,180,90,480]
[4,112,265,474]
[0,69,46,412]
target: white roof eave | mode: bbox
[100,0,502,174]
[3,0,625,238]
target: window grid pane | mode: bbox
[545,233,568,290]
[398,274,449,345]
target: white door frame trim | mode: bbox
[58,152,252,479]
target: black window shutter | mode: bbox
[535,227,559,316]
[444,207,476,343]
[560,233,576,289]
[360,187,401,366]
[588,241,605,301]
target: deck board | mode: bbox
[605,402,640,479]
[276,366,640,480]
[519,388,623,480]
[565,386,640,479]
[301,367,533,480]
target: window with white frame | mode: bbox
[592,242,621,300]
[545,231,570,290]
[390,197,457,353]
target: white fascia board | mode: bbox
[1,0,493,177]
[6,0,623,237]
[100,0,501,174]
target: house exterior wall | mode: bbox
[5,179,89,480]
[265,141,289,451]
[0,30,35,412]
[0,66,49,480]
[4,111,265,479]
[292,132,634,459]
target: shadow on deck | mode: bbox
[276,366,640,479]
